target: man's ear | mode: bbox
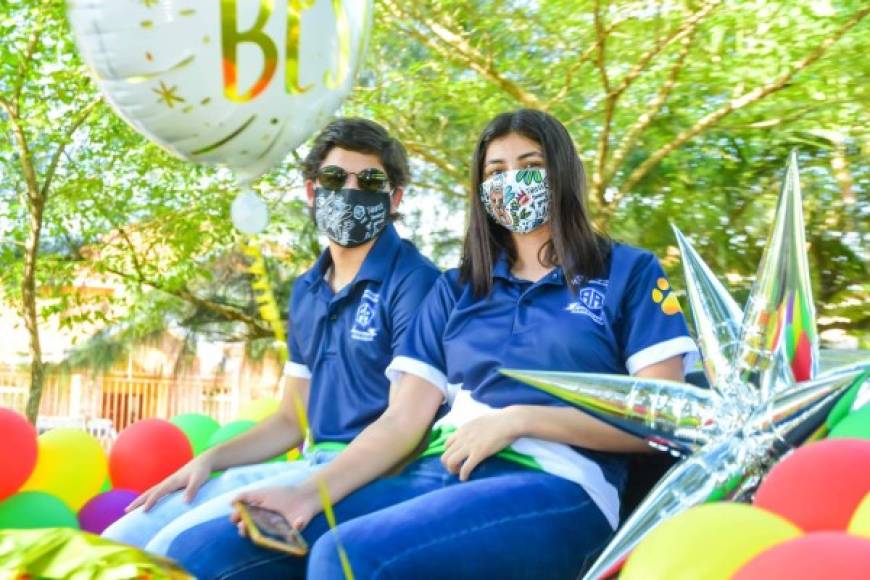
[305,180,316,207]
[390,186,404,215]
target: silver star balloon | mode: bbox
[503,152,869,579]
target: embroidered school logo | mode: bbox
[565,279,608,325]
[651,277,682,315]
[351,289,380,341]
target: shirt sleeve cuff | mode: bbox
[626,336,699,376]
[385,356,448,397]
[283,361,312,379]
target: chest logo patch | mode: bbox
[351,289,380,341]
[565,280,607,325]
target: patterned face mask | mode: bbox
[314,187,390,248]
[480,168,551,233]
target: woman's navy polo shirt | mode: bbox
[386,243,698,528]
[284,224,439,446]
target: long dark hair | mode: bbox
[459,109,610,297]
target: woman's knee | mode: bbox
[308,526,380,580]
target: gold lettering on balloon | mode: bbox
[221,0,278,103]
[323,0,351,89]
[286,0,315,94]
[219,0,361,101]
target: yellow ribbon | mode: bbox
[241,239,354,580]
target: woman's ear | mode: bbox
[390,186,404,215]
[305,179,316,207]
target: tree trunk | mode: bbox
[23,194,46,423]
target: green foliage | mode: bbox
[0,0,867,368]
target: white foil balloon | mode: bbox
[67,0,373,184]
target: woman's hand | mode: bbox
[441,408,522,481]
[231,484,321,534]
[126,453,215,512]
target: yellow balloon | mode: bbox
[848,492,870,538]
[622,502,802,580]
[237,398,280,422]
[22,428,107,511]
[286,448,301,462]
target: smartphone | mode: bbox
[233,501,309,556]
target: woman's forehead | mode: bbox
[485,133,543,164]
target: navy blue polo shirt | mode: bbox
[386,243,697,528]
[284,224,439,446]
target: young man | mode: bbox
[102,118,439,555]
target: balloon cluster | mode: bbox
[623,438,870,579]
[0,399,289,535]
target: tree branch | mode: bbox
[606,7,869,219]
[103,265,272,337]
[546,18,625,108]
[377,113,467,197]
[604,25,697,183]
[14,23,44,115]
[592,1,719,205]
[40,97,102,198]
[591,0,614,205]
[609,0,721,101]
[1,99,40,203]
[380,0,545,109]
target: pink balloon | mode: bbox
[0,408,37,501]
[733,532,870,580]
[754,439,870,531]
[78,489,139,534]
[109,419,192,493]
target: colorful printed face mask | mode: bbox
[314,187,390,248]
[480,168,551,233]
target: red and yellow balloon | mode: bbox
[67,0,373,185]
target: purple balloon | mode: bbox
[77,489,139,534]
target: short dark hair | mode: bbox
[460,109,610,297]
[302,118,410,188]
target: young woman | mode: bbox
[168,109,697,579]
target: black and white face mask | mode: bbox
[314,187,390,248]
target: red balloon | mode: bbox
[754,439,870,531]
[733,532,870,580]
[0,408,38,501]
[109,419,192,493]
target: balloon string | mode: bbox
[241,239,354,580]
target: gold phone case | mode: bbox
[234,501,309,556]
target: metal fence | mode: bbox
[0,368,279,450]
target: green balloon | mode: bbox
[99,476,112,493]
[829,404,870,440]
[206,420,256,450]
[172,413,221,456]
[826,377,864,430]
[0,491,79,529]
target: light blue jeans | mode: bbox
[102,450,338,555]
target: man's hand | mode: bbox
[125,453,215,512]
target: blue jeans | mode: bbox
[103,450,337,555]
[167,456,614,579]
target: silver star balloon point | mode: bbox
[503,151,869,579]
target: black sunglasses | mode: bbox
[316,165,390,193]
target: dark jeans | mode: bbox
[166,456,613,579]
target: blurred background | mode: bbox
[0,0,867,441]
